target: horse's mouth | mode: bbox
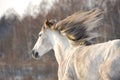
[32,54,40,60]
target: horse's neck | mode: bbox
[52,31,71,65]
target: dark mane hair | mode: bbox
[44,8,103,46]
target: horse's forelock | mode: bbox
[42,19,57,31]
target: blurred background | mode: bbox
[0,0,120,80]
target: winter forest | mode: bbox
[0,0,120,80]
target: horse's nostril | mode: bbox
[32,50,39,59]
[34,52,39,58]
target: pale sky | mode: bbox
[0,0,54,18]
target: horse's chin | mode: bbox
[32,56,41,60]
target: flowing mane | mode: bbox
[44,8,103,46]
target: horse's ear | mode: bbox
[44,19,56,28]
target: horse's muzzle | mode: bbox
[32,50,39,59]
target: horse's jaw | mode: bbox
[52,31,70,64]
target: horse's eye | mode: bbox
[39,33,42,37]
